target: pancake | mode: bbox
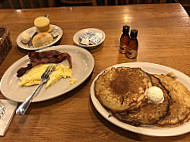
[113,74,170,126]
[95,67,152,112]
[156,100,190,127]
[155,74,190,127]
[155,74,190,107]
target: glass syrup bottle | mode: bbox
[125,29,138,59]
[119,25,130,54]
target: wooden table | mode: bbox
[0,3,190,142]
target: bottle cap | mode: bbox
[123,25,130,34]
[130,29,138,38]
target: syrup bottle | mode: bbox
[119,25,130,54]
[125,29,138,59]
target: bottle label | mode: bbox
[126,48,137,59]
[119,44,127,54]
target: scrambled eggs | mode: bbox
[18,64,77,88]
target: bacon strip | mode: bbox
[17,50,72,77]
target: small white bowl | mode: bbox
[73,28,105,49]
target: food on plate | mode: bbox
[154,74,190,107]
[94,67,190,127]
[69,78,78,85]
[145,86,164,104]
[79,32,102,46]
[17,50,76,88]
[113,74,170,126]
[21,32,30,44]
[32,32,53,48]
[80,38,89,45]
[18,64,51,86]
[157,100,190,127]
[46,64,72,88]
[95,67,152,112]
[34,16,54,33]
[18,64,74,88]
[155,74,190,127]
[17,50,72,77]
[48,25,54,33]
[34,16,50,32]
[19,16,60,48]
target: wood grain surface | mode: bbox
[0,3,190,142]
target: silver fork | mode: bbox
[16,65,55,115]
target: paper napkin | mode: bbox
[0,99,17,136]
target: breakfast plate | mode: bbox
[0,45,94,102]
[90,62,190,137]
[16,24,63,51]
[73,28,105,49]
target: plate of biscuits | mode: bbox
[16,16,63,51]
[90,62,190,136]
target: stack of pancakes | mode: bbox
[95,67,190,127]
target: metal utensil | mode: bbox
[50,26,59,38]
[28,32,38,48]
[16,65,55,115]
[44,14,49,18]
[27,14,49,48]
[0,102,5,119]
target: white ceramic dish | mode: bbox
[73,28,105,49]
[16,24,63,51]
[90,62,190,137]
[0,45,94,102]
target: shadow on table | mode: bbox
[86,42,104,54]
[89,99,190,141]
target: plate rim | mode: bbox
[0,45,94,103]
[16,24,63,51]
[73,28,105,48]
[90,62,190,137]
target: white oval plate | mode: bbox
[73,28,105,49]
[0,45,94,102]
[90,62,190,137]
[16,24,63,51]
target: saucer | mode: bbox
[73,28,105,49]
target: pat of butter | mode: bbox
[80,38,89,45]
[95,33,102,39]
[145,86,164,104]
[21,32,30,44]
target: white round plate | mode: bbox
[16,24,63,51]
[90,62,190,137]
[0,45,94,102]
[73,28,105,49]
